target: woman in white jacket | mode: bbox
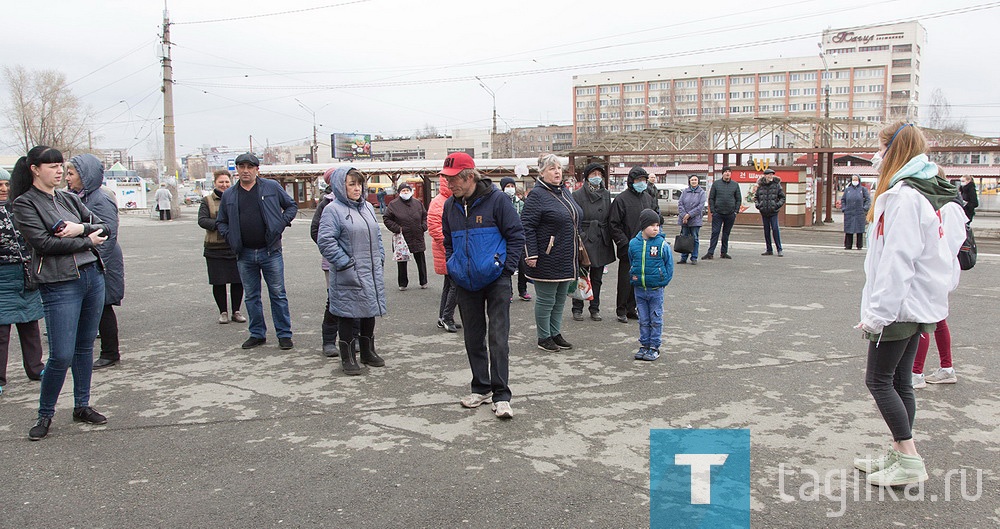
[853,122,966,487]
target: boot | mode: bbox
[339,340,364,376]
[357,335,385,367]
[321,312,339,357]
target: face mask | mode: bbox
[871,152,883,172]
[852,180,860,186]
[399,192,412,201]
[504,187,516,197]
[632,181,648,193]
[588,176,603,187]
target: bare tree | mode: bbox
[925,89,967,133]
[3,65,93,154]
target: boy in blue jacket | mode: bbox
[628,209,673,361]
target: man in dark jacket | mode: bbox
[571,162,615,321]
[959,175,978,224]
[216,153,298,350]
[754,168,786,256]
[609,166,659,323]
[703,166,742,260]
[500,176,531,300]
[441,153,524,419]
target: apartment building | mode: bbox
[510,125,574,157]
[571,21,925,147]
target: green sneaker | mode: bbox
[866,453,928,487]
[854,448,899,473]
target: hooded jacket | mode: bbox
[427,177,452,275]
[571,174,616,268]
[840,182,871,234]
[216,176,298,254]
[609,167,660,252]
[676,184,706,227]
[316,167,387,318]
[521,177,583,282]
[383,190,428,253]
[443,178,524,291]
[499,176,524,215]
[860,154,966,336]
[71,154,125,306]
[754,176,786,216]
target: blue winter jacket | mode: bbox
[628,232,674,289]
[216,177,298,254]
[443,178,525,292]
[71,154,125,306]
[317,167,387,318]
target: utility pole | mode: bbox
[476,77,499,158]
[161,4,179,212]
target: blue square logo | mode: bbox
[650,429,750,529]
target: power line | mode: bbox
[173,0,373,25]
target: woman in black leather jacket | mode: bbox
[10,145,109,441]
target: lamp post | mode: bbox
[295,99,328,164]
[476,77,507,158]
[819,51,834,223]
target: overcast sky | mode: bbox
[2,0,997,161]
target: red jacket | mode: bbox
[427,177,452,275]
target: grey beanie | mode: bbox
[639,208,661,230]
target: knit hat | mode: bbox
[397,183,412,192]
[638,208,661,230]
[0,167,9,181]
[499,176,516,189]
[322,167,337,186]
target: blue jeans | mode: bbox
[706,212,736,256]
[38,264,105,418]
[679,225,701,262]
[533,280,574,339]
[761,214,782,252]
[455,275,512,402]
[237,248,292,339]
[634,287,664,349]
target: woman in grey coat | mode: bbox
[317,167,387,375]
[840,175,871,250]
[67,154,125,369]
[570,162,615,321]
[676,175,707,264]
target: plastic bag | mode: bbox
[392,232,411,262]
[568,270,593,301]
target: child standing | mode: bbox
[628,209,673,361]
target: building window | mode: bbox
[790,73,801,81]
[892,74,911,83]
[759,105,770,112]
[788,104,800,111]
[804,88,817,96]
[773,89,785,97]
[731,106,740,113]
[803,72,817,81]
[854,85,866,93]
[835,101,848,110]
[729,91,739,99]
[835,71,850,79]
[822,71,832,80]
[759,90,770,98]
[635,97,644,105]
[893,44,912,52]
[759,75,770,83]
[868,84,884,92]
[714,93,726,100]
[835,86,850,94]
[648,96,658,104]
[686,94,697,101]
[773,104,784,112]
[789,88,801,96]
[853,101,865,109]
[804,103,816,110]
[742,91,753,99]
[892,59,911,68]
[773,74,785,83]
[576,101,585,108]
[858,45,889,52]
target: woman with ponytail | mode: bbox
[10,146,110,441]
[852,123,967,487]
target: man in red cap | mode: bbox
[440,153,524,419]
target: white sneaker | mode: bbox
[911,373,926,389]
[460,392,492,408]
[492,401,513,419]
[925,367,957,384]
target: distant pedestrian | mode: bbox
[376,187,387,215]
[522,154,585,352]
[317,167,387,375]
[216,153,297,351]
[840,175,871,250]
[702,167,741,260]
[629,209,673,361]
[427,176,462,333]
[609,166,659,323]
[154,183,173,221]
[66,154,126,369]
[199,170,245,325]
[676,175,706,264]
[959,175,978,224]
[755,168,785,256]
[571,162,614,321]
[500,177,532,301]
[383,183,428,291]
[911,319,957,388]
[441,153,524,419]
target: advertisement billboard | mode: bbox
[333,133,372,160]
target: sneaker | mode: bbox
[231,311,247,323]
[854,448,899,473]
[701,253,713,260]
[551,334,573,349]
[218,312,230,324]
[492,401,513,419]
[925,367,957,384]
[460,392,492,408]
[518,292,532,301]
[278,337,294,350]
[399,286,407,291]
[437,319,458,333]
[420,284,428,289]
[720,254,732,259]
[634,346,648,360]
[777,251,784,257]
[641,348,660,361]
[242,336,266,349]
[866,453,928,487]
[616,315,628,323]
[537,337,560,352]
[911,373,926,389]
[28,416,51,441]
[572,311,584,321]
[761,251,773,256]
[73,406,108,425]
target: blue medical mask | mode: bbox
[588,176,603,187]
[632,181,648,193]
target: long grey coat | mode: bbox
[840,183,871,234]
[571,182,616,268]
[72,154,125,306]
[317,167,387,319]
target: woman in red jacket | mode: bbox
[427,178,461,332]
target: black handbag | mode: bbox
[958,225,976,271]
[674,233,695,255]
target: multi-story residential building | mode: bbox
[571,22,925,147]
[370,129,492,161]
[510,125,574,157]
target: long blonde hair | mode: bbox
[867,122,927,223]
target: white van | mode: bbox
[654,183,687,216]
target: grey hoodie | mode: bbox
[71,154,124,305]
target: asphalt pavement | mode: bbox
[1,205,997,528]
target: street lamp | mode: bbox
[475,77,506,158]
[295,98,329,164]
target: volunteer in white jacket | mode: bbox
[853,122,967,487]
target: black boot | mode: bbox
[357,335,385,367]
[322,310,339,357]
[339,340,364,376]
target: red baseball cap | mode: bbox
[439,152,475,176]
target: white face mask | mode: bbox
[504,187,516,197]
[852,180,860,186]
[399,191,413,201]
[871,151,883,172]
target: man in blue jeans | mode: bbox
[441,153,524,420]
[754,168,786,257]
[216,153,298,350]
[703,166,742,260]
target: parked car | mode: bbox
[183,191,203,205]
